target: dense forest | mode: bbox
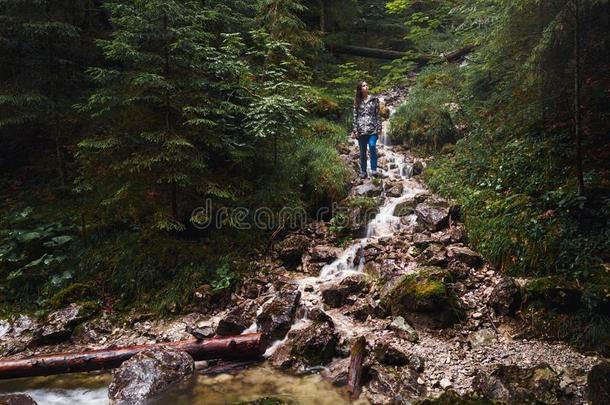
[1,0,608,353]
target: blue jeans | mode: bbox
[358,133,378,174]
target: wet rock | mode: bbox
[307,308,334,326]
[345,299,375,322]
[310,245,342,263]
[412,161,425,176]
[216,300,258,336]
[587,362,610,405]
[0,394,37,405]
[187,325,215,340]
[474,363,561,404]
[388,316,419,343]
[489,277,522,316]
[0,315,40,355]
[353,182,382,198]
[256,287,301,341]
[374,340,410,366]
[288,322,339,367]
[393,199,416,217]
[417,243,448,267]
[446,245,483,268]
[385,181,404,198]
[108,348,194,405]
[320,273,369,308]
[275,234,310,268]
[38,303,96,342]
[365,364,425,404]
[415,200,450,232]
[321,357,351,386]
[467,328,497,349]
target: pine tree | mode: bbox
[75,0,252,232]
[0,0,98,188]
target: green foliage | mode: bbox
[389,66,462,151]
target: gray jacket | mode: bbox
[352,96,382,138]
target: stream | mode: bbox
[0,89,602,404]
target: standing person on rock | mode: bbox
[351,81,383,179]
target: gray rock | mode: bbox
[39,303,94,342]
[474,363,561,404]
[385,182,404,198]
[412,233,435,248]
[256,287,301,341]
[388,316,419,343]
[320,273,368,308]
[489,277,522,316]
[374,340,410,366]
[216,300,258,336]
[467,328,497,349]
[353,182,382,197]
[108,348,194,405]
[275,234,310,268]
[310,245,342,263]
[321,357,351,386]
[446,245,483,267]
[187,325,215,340]
[365,364,425,404]
[0,394,37,405]
[415,200,449,232]
[417,243,448,266]
[393,199,416,217]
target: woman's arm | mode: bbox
[375,98,382,135]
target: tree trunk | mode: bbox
[319,0,325,32]
[347,336,366,399]
[0,333,268,380]
[574,0,585,196]
[326,43,475,65]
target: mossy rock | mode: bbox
[525,277,582,313]
[381,267,449,313]
[49,283,97,309]
[381,267,464,327]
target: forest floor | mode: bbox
[0,88,607,404]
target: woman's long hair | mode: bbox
[354,81,365,110]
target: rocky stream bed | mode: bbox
[1,88,608,405]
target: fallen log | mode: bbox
[0,333,267,380]
[347,336,366,399]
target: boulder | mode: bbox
[417,243,448,267]
[587,362,610,405]
[381,267,464,327]
[310,245,342,263]
[373,340,410,366]
[0,315,39,355]
[0,394,37,405]
[320,273,368,308]
[412,233,435,248]
[412,161,425,176]
[365,364,425,404]
[525,277,582,313]
[256,287,301,341]
[446,245,483,268]
[108,348,194,405]
[216,300,258,336]
[353,182,382,198]
[275,234,310,268]
[415,200,449,232]
[467,328,497,349]
[385,182,404,198]
[388,316,419,343]
[307,308,334,326]
[321,357,351,386]
[473,363,561,404]
[38,303,96,342]
[393,199,417,217]
[489,277,522,316]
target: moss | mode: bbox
[49,283,97,309]
[381,266,449,313]
[239,398,293,405]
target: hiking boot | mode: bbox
[359,172,368,179]
[371,170,379,177]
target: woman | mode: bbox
[351,81,382,179]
